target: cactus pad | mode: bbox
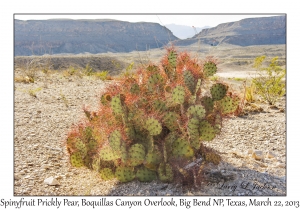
[136,166,157,182]
[147,74,164,92]
[183,70,196,94]
[108,130,122,151]
[217,95,239,114]
[128,144,146,166]
[130,83,140,94]
[153,99,167,112]
[144,118,162,136]
[168,50,177,68]
[111,95,123,115]
[163,112,180,131]
[70,152,84,167]
[100,168,115,180]
[210,83,228,101]
[115,166,135,183]
[172,86,185,104]
[99,146,119,161]
[203,61,217,77]
[144,148,163,170]
[75,139,87,157]
[199,121,216,141]
[158,163,174,182]
[172,138,194,159]
[201,96,214,113]
[187,118,201,149]
[187,105,206,119]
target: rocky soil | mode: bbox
[14,71,286,196]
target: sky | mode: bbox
[14,14,283,28]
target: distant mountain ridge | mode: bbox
[14,16,286,56]
[14,19,178,56]
[174,15,286,47]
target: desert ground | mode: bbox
[14,44,286,196]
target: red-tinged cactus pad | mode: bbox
[111,95,123,115]
[115,166,135,183]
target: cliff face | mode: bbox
[14,19,178,56]
[174,16,286,47]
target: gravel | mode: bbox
[14,72,286,196]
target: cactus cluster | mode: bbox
[65,47,240,184]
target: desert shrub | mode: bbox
[94,71,109,81]
[245,82,257,103]
[65,47,241,184]
[252,56,286,105]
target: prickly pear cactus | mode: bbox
[65,47,241,185]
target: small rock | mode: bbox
[266,151,276,159]
[252,150,264,160]
[247,149,254,155]
[275,162,285,168]
[44,176,59,186]
[14,174,21,180]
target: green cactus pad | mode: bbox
[195,78,202,94]
[144,118,162,136]
[115,166,135,183]
[217,96,239,114]
[210,83,228,101]
[187,105,206,119]
[144,148,163,170]
[153,99,167,112]
[147,74,164,92]
[75,139,87,157]
[183,70,196,94]
[111,95,123,115]
[199,121,216,141]
[136,166,157,182]
[187,118,201,149]
[128,144,146,166]
[87,139,98,151]
[172,86,185,104]
[100,168,115,180]
[168,51,177,68]
[172,138,194,159]
[203,61,217,77]
[70,152,84,167]
[163,112,180,131]
[99,146,119,161]
[158,163,174,182]
[108,130,122,151]
[201,96,214,113]
[130,83,140,94]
